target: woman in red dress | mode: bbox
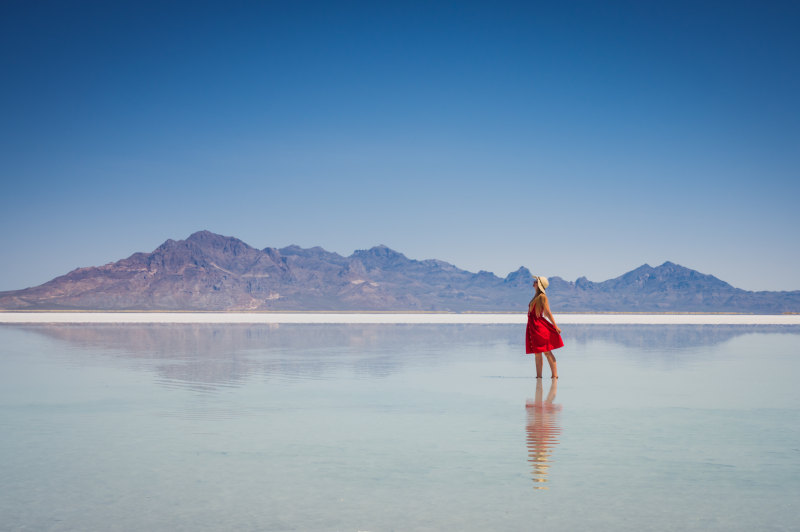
[526,276,564,378]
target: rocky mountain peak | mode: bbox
[358,244,404,256]
[185,230,253,253]
[186,230,217,242]
[504,266,533,286]
[351,245,410,268]
[507,266,532,277]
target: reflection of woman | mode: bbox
[526,378,562,489]
[526,276,564,378]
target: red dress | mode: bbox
[526,309,564,354]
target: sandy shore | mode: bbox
[1,312,798,325]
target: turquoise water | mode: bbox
[1,324,799,531]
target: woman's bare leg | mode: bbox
[544,351,558,379]
[534,353,543,378]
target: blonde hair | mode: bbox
[529,289,547,315]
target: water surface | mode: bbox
[1,324,798,531]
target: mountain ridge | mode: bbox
[1,230,798,313]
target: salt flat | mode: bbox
[0,312,798,324]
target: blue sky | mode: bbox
[1,1,798,292]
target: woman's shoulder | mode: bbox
[532,293,548,308]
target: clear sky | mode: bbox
[1,1,798,292]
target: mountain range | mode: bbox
[1,230,798,313]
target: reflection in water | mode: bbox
[9,323,796,393]
[12,324,517,391]
[11,323,793,390]
[525,379,562,490]
[565,324,800,350]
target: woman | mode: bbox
[526,276,564,378]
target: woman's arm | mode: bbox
[542,295,561,334]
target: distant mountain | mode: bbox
[1,230,798,313]
[548,262,800,313]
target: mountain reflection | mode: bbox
[11,323,795,391]
[525,379,562,490]
[565,324,797,349]
[18,324,512,390]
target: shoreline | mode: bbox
[1,312,799,325]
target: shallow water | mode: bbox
[1,324,798,531]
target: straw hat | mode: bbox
[535,276,549,292]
